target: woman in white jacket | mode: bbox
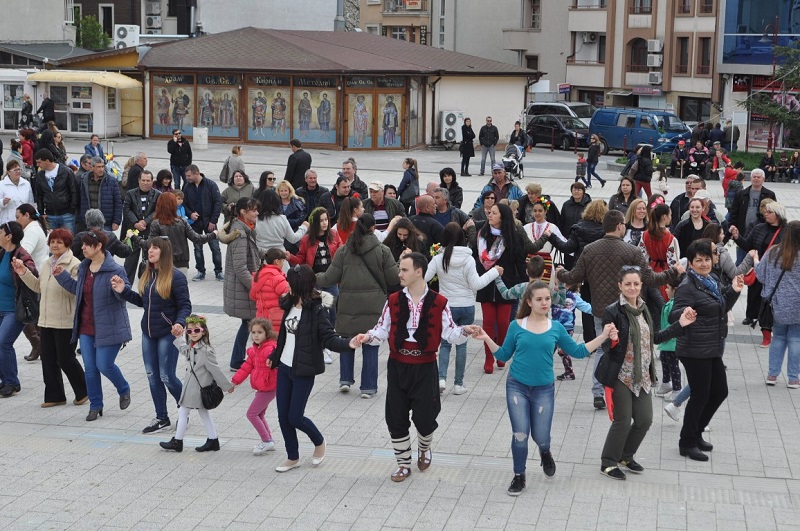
[0,160,34,224]
[425,222,502,394]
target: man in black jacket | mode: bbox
[296,169,328,220]
[167,129,192,189]
[409,195,445,248]
[319,176,353,222]
[340,159,369,198]
[284,138,312,191]
[727,168,777,264]
[478,116,500,176]
[36,93,55,125]
[122,170,161,280]
[33,148,79,233]
[183,165,223,281]
[126,152,147,192]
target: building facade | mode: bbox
[359,0,431,44]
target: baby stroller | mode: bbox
[501,144,524,181]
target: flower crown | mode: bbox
[535,196,552,211]
[185,315,207,327]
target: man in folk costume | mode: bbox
[355,252,479,482]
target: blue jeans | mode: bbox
[586,162,602,185]
[171,165,186,190]
[320,285,338,328]
[769,322,800,381]
[276,362,323,460]
[438,306,475,386]
[193,227,222,275]
[673,384,691,407]
[79,334,130,411]
[230,319,249,370]
[46,213,75,234]
[506,377,554,474]
[0,311,25,387]
[141,334,183,420]
[340,343,379,394]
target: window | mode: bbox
[617,113,637,128]
[391,27,406,41]
[441,0,446,16]
[526,55,539,70]
[50,86,69,131]
[680,97,711,122]
[107,88,117,110]
[598,35,606,63]
[697,37,711,75]
[675,36,690,74]
[677,0,692,14]
[438,0,445,47]
[530,0,541,29]
[67,3,81,24]
[630,0,652,14]
[167,0,177,17]
[699,0,714,14]
[628,38,648,72]
[98,4,114,37]
[2,84,24,130]
[365,24,380,35]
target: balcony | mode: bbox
[503,29,536,52]
[629,4,652,14]
[570,0,607,7]
[566,60,606,88]
[568,7,607,32]
[383,0,429,15]
[625,69,650,86]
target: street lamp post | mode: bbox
[760,16,779,150]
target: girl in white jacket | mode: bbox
[425,222,502,394]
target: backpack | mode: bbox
[726,180,743,209]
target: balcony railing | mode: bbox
[570,0,607,8]
[696,64,711,75]
[677,2,691,14]
[567,58,606,65]
[675,64,689,74]
[627,64,649,73]
[384,0,428,13]
[629,5,653,14]
[699,1,713,14]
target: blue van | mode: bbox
[589,108,692,155]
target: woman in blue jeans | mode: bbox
[0,222,38,398]
[476,280,614,496]
[55,229,132,421]
[267,265,358,472]
[112,237,191,434]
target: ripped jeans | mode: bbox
[506,376,554,474]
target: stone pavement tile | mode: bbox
[385,500,421,528]
[164,517,206,530]
[686,509,717,530]
[442,505,482,528]
[474,511,510,529]
[773,508,800,526]
[714,517,749,531]
[743,506,777,529]
[530,518,568,530]
[566,502,601,529]
[597,501,628,526]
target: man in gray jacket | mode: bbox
[363,180,405,231]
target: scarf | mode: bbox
[478,232,505,270]
[689,269,723,305]
[237,215,255,230]
[621,297,654,388]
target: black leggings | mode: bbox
[660,350,682,390]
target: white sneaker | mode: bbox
[662,390,676,401]
[339,384,350,392]
[360,393,373,399]
[253,441,275,455]
[439,379,446,393]
[453,385,468,395]
[323,349,333,364]
[654,382,672,396]
[664,402,681,422]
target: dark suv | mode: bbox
[527,115,590,151]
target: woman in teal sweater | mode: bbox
[475,280,616,497]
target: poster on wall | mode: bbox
[153,74,195,136]
[4,84,23,109]
[247,76,290,142]
[377,93,403,148]
[292,77,337,144]
[196,75,239,138]
[347,93,373,148]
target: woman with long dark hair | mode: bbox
[639,202,679,301]
[472,202,526,374]
[111,237,191,434]
[439,167,463,209]
[460,118,476,176]
[673,198,708,257]
[15,203,48,362]
[382,217,425,263]
[317,214,398,397]
[333,196,364,244]
[397,157,419,215]
[154,169,174,193]
[608,176,637,216]
[633,145,654,198]
[254,188,308,261]
[425,222,502,393]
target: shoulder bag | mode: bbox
[755,268,786,330]
[219,157,230,183]
[15,281,39,324]
[189,352,224,409]
[744,228,782,286]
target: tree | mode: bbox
[741,42,800,148]
[77,15,111,51]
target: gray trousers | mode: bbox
[601,379,653,468]
[480,145,496,174]
[592,316,605,397]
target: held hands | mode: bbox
[190,212,199,221]
[171,323,184,337]
[462,218,475,230]
[461,325,482,337]
[52,265,64,276]
[266,358,273,369]
[748,249,759,265]
[731,274,745,293]
[493,265,504,276]
[678,307,697,327]
[471,327,492,342]
[134,220,147,231]
[554,265,565,278]
[349,336,365,349]
[729,225,739,240]
[110,275,125,293]
[11,258,28,276]
[228,383,236,394]
[601,323,618,341]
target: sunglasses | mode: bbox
[186,327,205,334]
[485,196,496,200]
[267,177,276,182]
[621,265,641,272]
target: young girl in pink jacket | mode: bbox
[230,318,278,455]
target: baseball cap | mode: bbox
[713,141,721,146]
[492,163,504,171]
[368,181,384,192]
[678,140,685,146]
[693,189,711,201]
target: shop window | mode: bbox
[50,86,69,131]
[391,27,406,41]
[107,88,117,110]
[680,97,710,123]
[70,114,93,133]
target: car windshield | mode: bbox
[560,117,587,129]
[570,104,596,118]
[659,115,689,132]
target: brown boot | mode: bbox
[760,329,772,348]
[23,323,41,361]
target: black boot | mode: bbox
[160,437,183,452]
[195,438,220,452]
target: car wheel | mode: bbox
[561,137,571,151]
[600,138,609,155]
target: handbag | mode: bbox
[743,227,782,286]
[189,354,224,409]
[219,157,230,183]
[400,179,419,203]
[15,281,39,324]
[755,268,786,330]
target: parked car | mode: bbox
[526,115,590,151]
[523,101,596,128]
[589,107,692,155]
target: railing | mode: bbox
[627,63,649,72]
[570,0,607,8]
[696,65,711,75]
[699,1,713,14]
[677,2,692,14]
[629,4,653,14]
[384,0,428,13]
[675,64,689,74]
[567,58,606,65]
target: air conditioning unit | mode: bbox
[440,111,465,143]
[649,72,663,85]
[114,25,140,49]
[145,1,162,15]
[146,15,162,29]
[582,32,598,44]
[647,39,664,53]
[647,54,663,68]
[146,29,162,35]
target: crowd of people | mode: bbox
[1,128,798,498]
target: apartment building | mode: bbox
[359,0,432,44]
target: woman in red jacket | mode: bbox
[230,318,278,455]
[250,248,289,332]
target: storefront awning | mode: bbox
[607,90,633,96]
[27,70,141,89]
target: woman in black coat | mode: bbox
[558,183,591,239]
[460,118,476,176]
[439,167,463,209]
[267,265,358,472]
[633,145,654,199]
[670,239,744,462]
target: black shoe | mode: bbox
[142,417,171,434]
[119,394,131,410]
[600,179,607,188]
[507,474,526,496]
[160,437,183,452]
[697,437,713,452]
[556,372,575,381]
[593,396,606,409]
[540,451,556,477]
[195,438,220,452]
[0,384,21,398]
[620,459,644,473]
[679,446,709,461]
[600,466,626,480]
[742,317,754,326]
[86,409,103,421]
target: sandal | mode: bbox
[391,466,411,482]
[417,449,432,471]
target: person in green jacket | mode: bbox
[655,283,682,401]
